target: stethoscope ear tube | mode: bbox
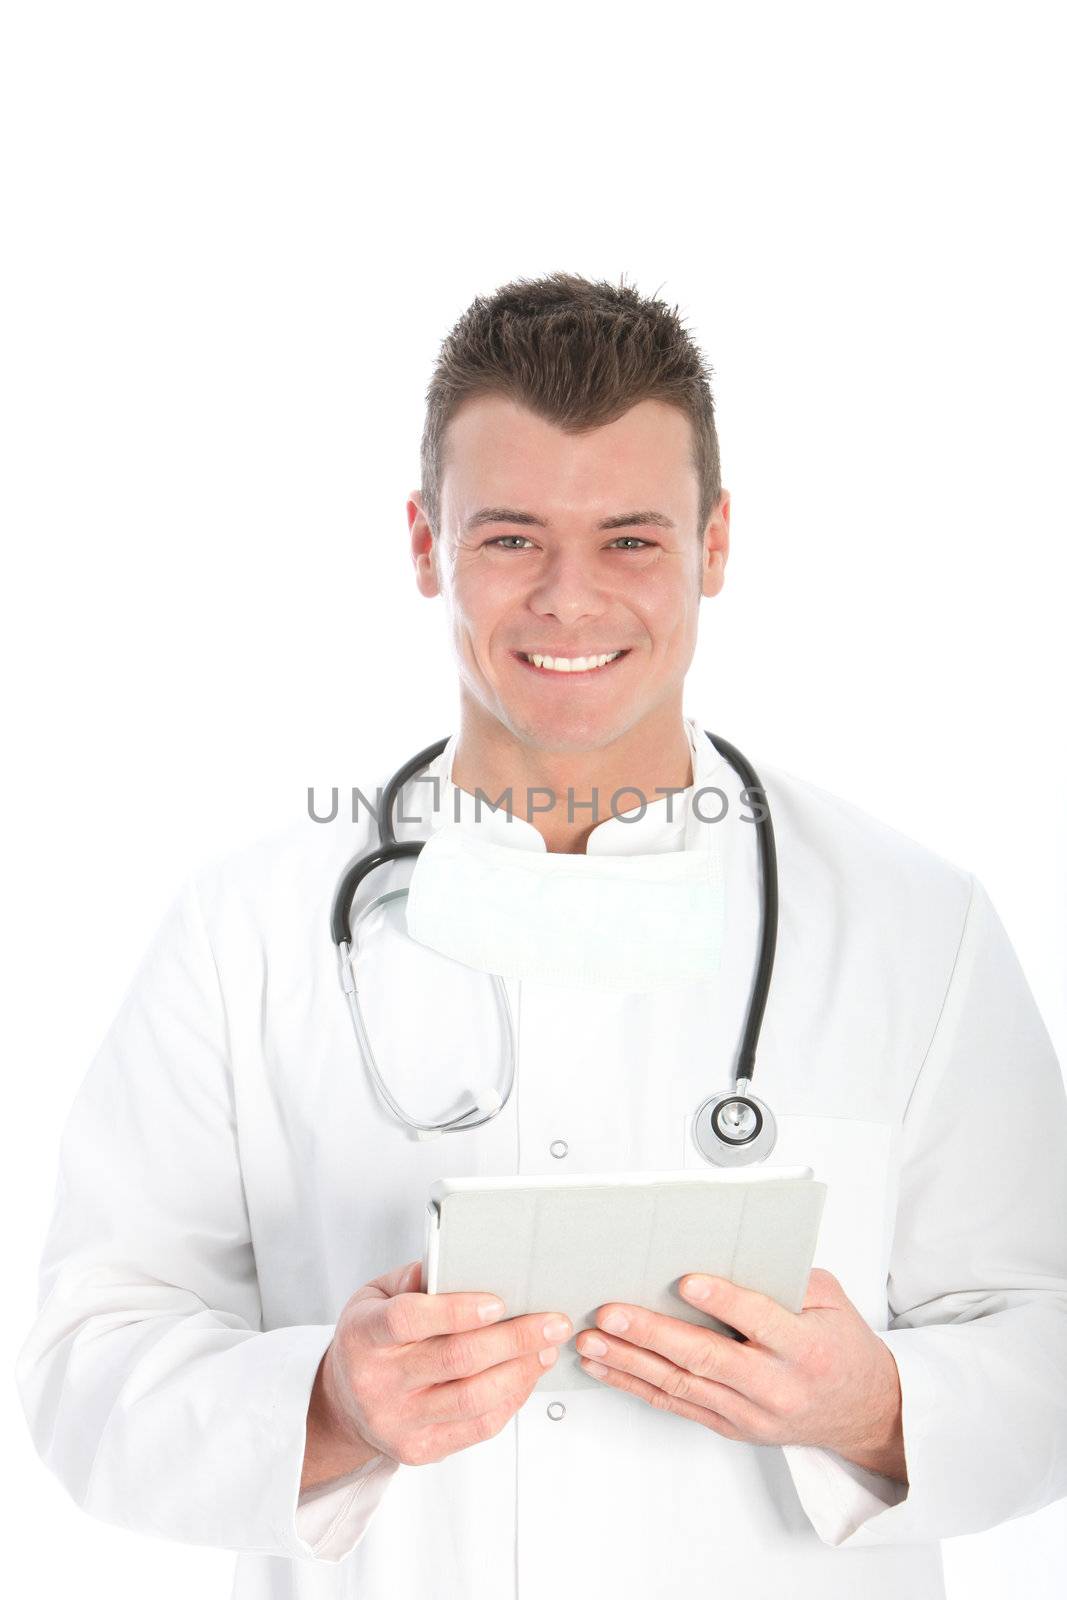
[336,921,517,1138]
[329,731,514,1137]
[330,841,423,947]
[330,735,451,946]
[376,737,452,851]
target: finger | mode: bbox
[351,1259,423,1304]
[408,1400,521,1468]
[675,1276,805,1356]
[357,1282,509,1348]
[590,1303,761,1391]
[419,1348,550,1425]
[576,1335,773,1438]
[402,1310,573,1388]
[801,1267,850,1311]
[577,1357,750,1441]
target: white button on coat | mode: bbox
[15,715,1067,1600]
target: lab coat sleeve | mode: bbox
[15,877,399,1563]
[782,872,1067,1546]
[295,1455,400,1559]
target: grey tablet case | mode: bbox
[423,1168,827,1390]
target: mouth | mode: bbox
[513,649,631,677]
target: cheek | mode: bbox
[636,583,699,648]
[471,599,544,666]
[445,582,491,640]
[449,601,513,672]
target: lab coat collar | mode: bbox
[405,714,730,856]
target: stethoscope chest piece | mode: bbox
[692,1087,778,1166]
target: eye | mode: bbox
[483,534,653,551]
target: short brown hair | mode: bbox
[419,271,721,540]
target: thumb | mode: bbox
[802,1266,850,1311]
[353,1258,422,1304]
[396,1259,422,1295]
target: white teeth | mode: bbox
[526,651,622,672]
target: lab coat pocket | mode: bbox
[681,1111,900,1329]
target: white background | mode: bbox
[2,1,1064,1594]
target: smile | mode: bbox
[515,651,629,675]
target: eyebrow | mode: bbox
[464,506,676,532]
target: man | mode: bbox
[16,272,1067,1599]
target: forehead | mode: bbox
[440,393,697,518]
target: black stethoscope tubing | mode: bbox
[331,731,778,1115]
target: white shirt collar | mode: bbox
[394,715,730,856]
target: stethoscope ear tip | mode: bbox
[412,1088,502,1141]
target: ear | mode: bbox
[409,491,441,599]
[700,490,730,599]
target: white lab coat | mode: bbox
[16,714,1067,1600]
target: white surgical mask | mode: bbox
[403,731,726,992]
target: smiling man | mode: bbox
[16,272,1067,1600]
[409,391,725,853]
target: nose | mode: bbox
[526,546,606,625]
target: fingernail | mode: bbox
[478,1299,506,1322]
[543,1316,572,1342]
[539,1346,559,1368]
[684,1277,710,1300]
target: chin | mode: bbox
[510,703,634,751]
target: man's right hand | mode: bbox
[302,1259,573,1490]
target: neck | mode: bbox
[450,701,694,854]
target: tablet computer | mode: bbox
[423,1168,827,1390]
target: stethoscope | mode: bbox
[331,730,779,1166]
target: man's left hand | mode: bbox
[574,1267,907,1483]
